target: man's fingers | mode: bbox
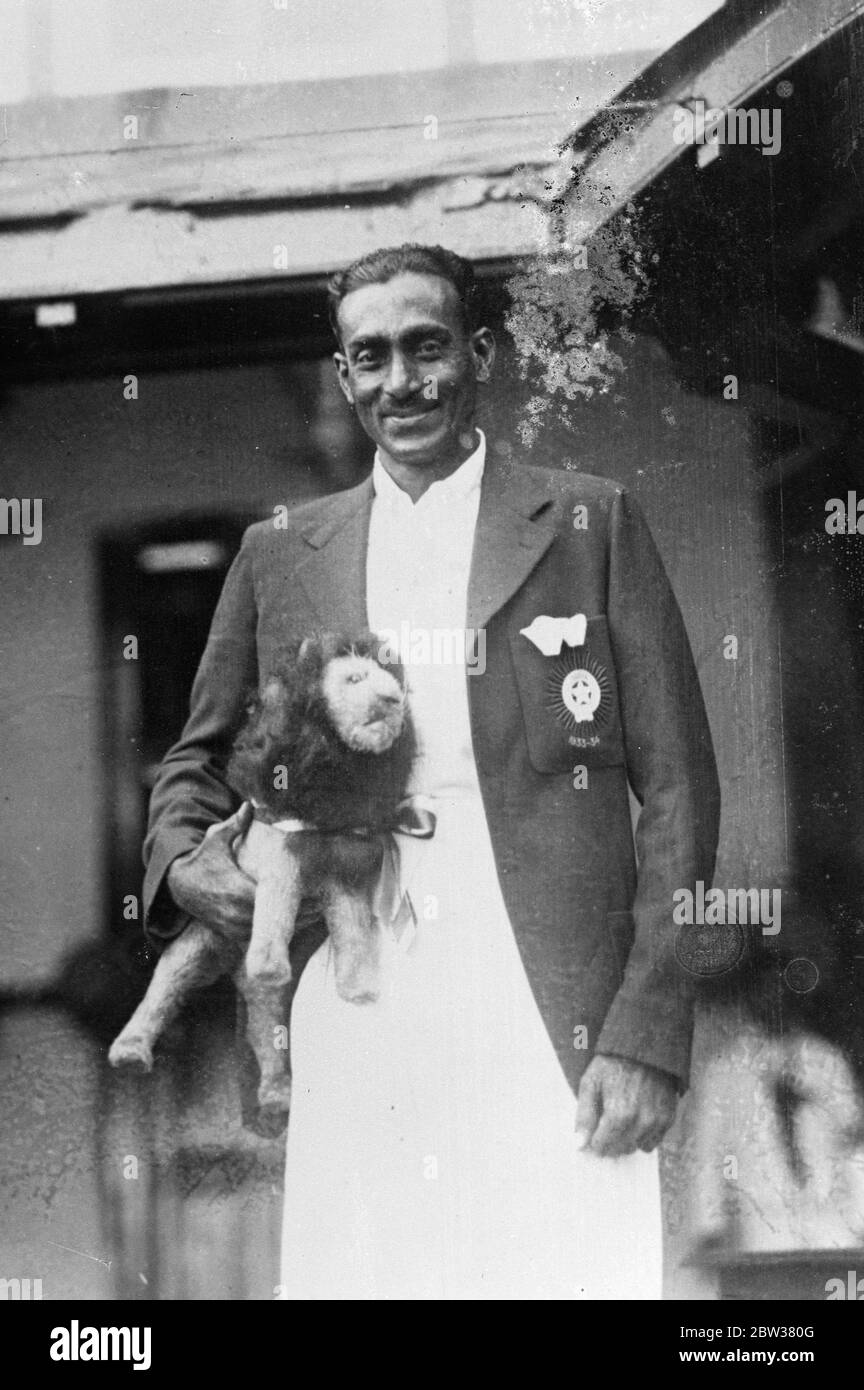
[589,1109,639,1157]
[637,1127,666,1154]
[205,801,253,841]
[210,910,254,945]
[574,1072,602,1150]
[595,1103,673,1156]
[636,1109,675,1153]
[574,1057,679,1158]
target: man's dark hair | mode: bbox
[327,243,477,343]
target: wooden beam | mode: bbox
[0,180,554,299]
[0,48,652,298]
[0,112,564,222]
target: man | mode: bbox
[143,243,720,1299]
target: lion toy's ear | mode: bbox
[296,632,341,667]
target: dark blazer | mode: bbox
[143,454,720,1093]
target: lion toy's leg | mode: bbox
[323,880,381,1004]
[237,822,304,1114]
[108,919,227,1072]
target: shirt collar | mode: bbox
[372,429,486,508]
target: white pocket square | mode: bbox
[519,613,588,655]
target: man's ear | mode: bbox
[334,352,354,405]
[470,327,496,384]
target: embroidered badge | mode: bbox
[547,647,612,745]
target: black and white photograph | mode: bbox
[2,0,864,1325]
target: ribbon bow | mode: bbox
[256,797,437,946]
[265,795,436,841]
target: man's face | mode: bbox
[334,271,495,471]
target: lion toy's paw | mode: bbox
[108,1034,155,1072]
[257,1075,293,1115]
[335,960,380,1006]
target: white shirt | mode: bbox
[365,429,485,800]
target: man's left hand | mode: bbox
[574,1054,678,1156]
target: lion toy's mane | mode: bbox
[227,631,417,835]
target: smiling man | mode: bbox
[143,243,720,1300]
[332,256,489,498]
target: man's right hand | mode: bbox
[167,802,256,949]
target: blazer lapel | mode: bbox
[294,477,373,631]
[467,457,558,631]
[293,456,558,635]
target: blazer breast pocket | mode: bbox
[509,614,626,774]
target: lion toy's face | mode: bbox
[320,651,406,754]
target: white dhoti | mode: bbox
[279,434,661,1300]
[278,790,661,1301]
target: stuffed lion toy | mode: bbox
[109,631,417,1116]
